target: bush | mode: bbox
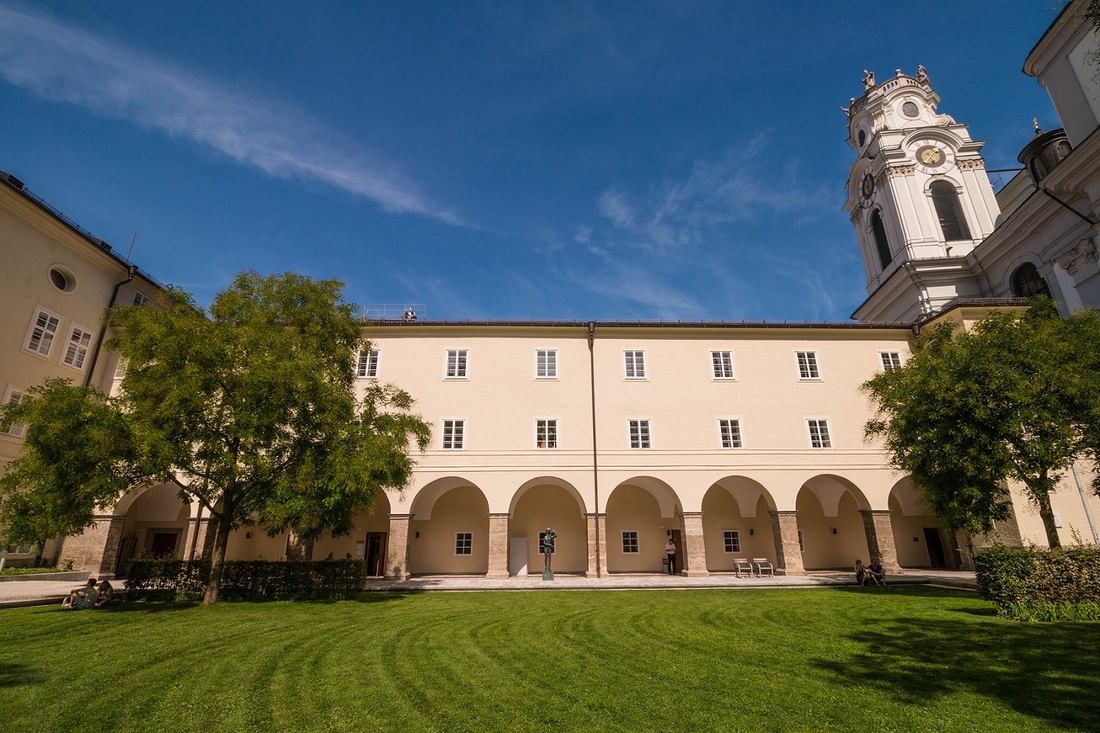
[975,545,1100,621]
[125,559,369,602]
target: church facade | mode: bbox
[3,1,1100,577]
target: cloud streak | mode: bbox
[0,3,462,225]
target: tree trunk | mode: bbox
[204,515,232,604]
[1036,492,1062,548]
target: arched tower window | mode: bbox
[1011,263,1051,298]
[929,180,972,242]
[870,210,892,270]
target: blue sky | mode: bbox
[0,1,1063,321]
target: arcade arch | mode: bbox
[700,477,777,572]
[605,477,682,574]
[408,478,489,575]
[508,477,587,576]
[888,478,958,569]
[796,475,871,570]
[110,482,190,573]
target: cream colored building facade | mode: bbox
[5,2,1100,577]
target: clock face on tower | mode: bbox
[911,140,956,174]
[860,173,875,203]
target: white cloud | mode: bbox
[0,3,462,225]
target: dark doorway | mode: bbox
[365,532,387,577]
[669,529,683,574]
[924,528,946,568]
[150,532,179,558]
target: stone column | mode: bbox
[585,513,605,577]
[770,511,805,575]
[679,512,708,577]
[57,514,126,576]
[385,514,412,579]
[861,509,901,573]
[486,513,510,578]
[184,511,214,561]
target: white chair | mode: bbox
[752,558,774,577]
[733,558,755,578]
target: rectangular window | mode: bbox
[132,291,150,307]
[711,350,734,379]
[723,530,741,553]
[880,351,902,371]
[536,419,558,449]
[719,419,743,449]
[621,531,639,554]
[446,349,468,378]
[442,419,465,449]
[628,419,651,449]
[796,351,820,379]
[536,349,557,378]
[25,309,60,357]
[113,357,128,380]
[3,389,25,438]
[61,326,93,370]
[455,532,473,555]
[624,350,646,379]
[356,349,380,378]
[538,530,556,555]
[808,419,832,449]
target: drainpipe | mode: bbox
[83,265,139,387]
[1071,463,1099,544]
[587,321,602,577]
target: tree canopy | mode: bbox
[863,298,1100,548]
[1,272,430,603]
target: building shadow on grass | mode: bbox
[814,613,1100,730]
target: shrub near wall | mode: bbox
[975,545,1100,621]
[125,559,369,601]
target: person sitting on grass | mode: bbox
[854,559,867,586]
[93,579,114,607]
[62,578,98,609]
[867,559,885,586]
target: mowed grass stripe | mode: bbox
[0,587,1096,732]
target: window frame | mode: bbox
[454,532,473,556]
[628,418,651,449]
[623,350,646,379]
[442,419,466,450]
[445,349,468,379]
[535,349,558,379]
[356,348,380,379]
[24,307,61,359]
[711,350,735,379]
[535,418,558,449]
[132,291,150,307]
[718,418,743,449]
[879,351,902,372]
[796,350,821,380]
[60,323,93,371]
[621,531,639,554]
[2,387,26,438]
[723,530,741,554]
[807,419,832,449]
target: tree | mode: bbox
[863,298,1100,549]
[0,379,144,561]
[1,272,430,603]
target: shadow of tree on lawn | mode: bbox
[815,616,1100,730]
[0,662,43,688]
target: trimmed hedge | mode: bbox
[975,545,1100,621]
[125,559,369,602]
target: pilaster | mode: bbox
[770,511,805,575]
[861,509,901,572]
[585,513,605,578]
[184,513,214,561]
[486,513,510,578]
[679,512,708,577]
[385,514,412,579]
[57,514,126,576]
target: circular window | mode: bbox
[48,266,76,292]
[902,101,919,118]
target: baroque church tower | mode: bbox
[844,68,1001,322]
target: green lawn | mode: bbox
[1,586,1096,732]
